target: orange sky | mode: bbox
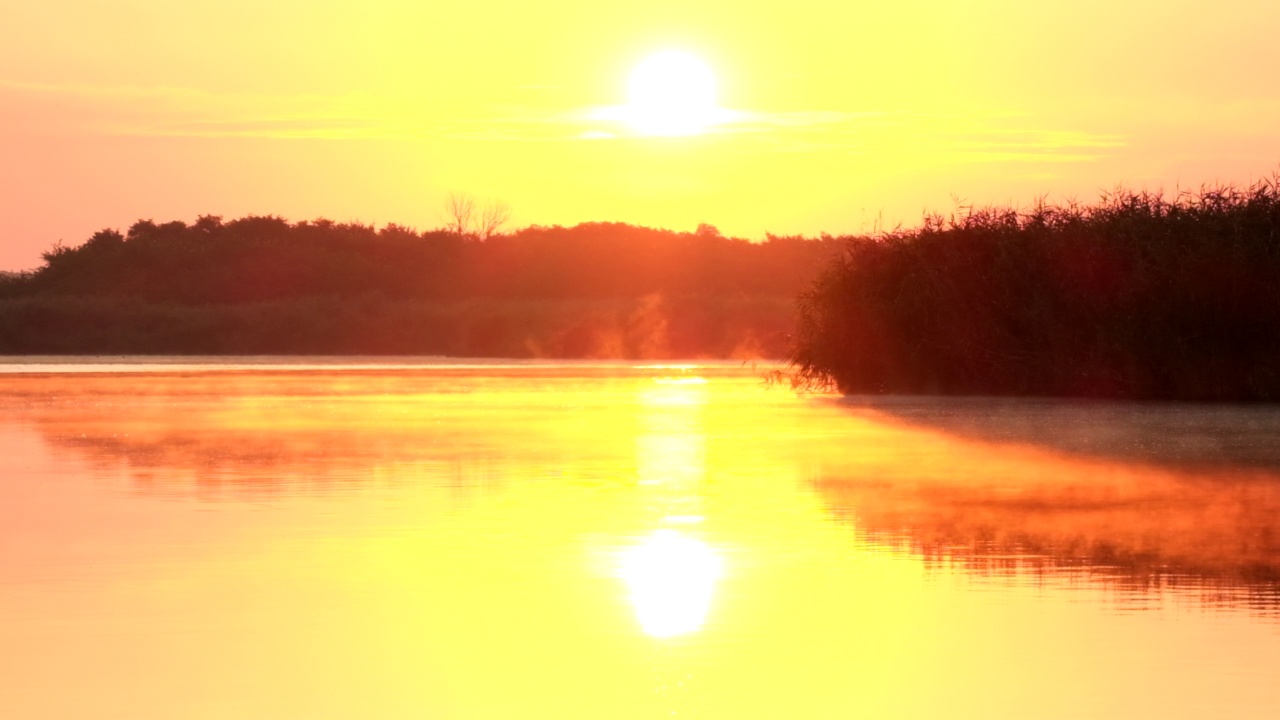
[3,0,1279,270]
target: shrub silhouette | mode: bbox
[788,179,1280,400]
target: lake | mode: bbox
[2,358,1278,719]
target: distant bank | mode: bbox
[0,219,838,359]
[10,178,1280,401]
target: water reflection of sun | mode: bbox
[617,377,724,638]
[636,380,706,489]
[618,529,724,638]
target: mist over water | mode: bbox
[1,360,1278,719]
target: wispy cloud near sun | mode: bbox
[0,78,1125,165]
[0,80,384,139]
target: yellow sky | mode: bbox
[3,0,1279,269]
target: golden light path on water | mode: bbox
[622,376,723,638]
[0,360,1279,719]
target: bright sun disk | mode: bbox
[624,50,720,137]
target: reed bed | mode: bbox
[788,178,1280,400]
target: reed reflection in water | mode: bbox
[818,397,1280,598]
[1,360,1279,720]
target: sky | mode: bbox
[3,0,1279,269]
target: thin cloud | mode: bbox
[150,118,381,140]
[0,78,1128,162]
[0,79,389,139]
[563,103,1125,162]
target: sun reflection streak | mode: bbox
[636,378,707,490]
[618,529,724,638]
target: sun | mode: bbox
[624,50,720,137]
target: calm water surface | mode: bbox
[2,359,1279,719]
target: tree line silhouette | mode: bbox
[0,218,840,357]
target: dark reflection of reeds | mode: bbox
[844,525,1280,617]
[816,398,1280,611]
[842,396,1280,471]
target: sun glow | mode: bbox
[623,50,723,137]
[618,529,723,638]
